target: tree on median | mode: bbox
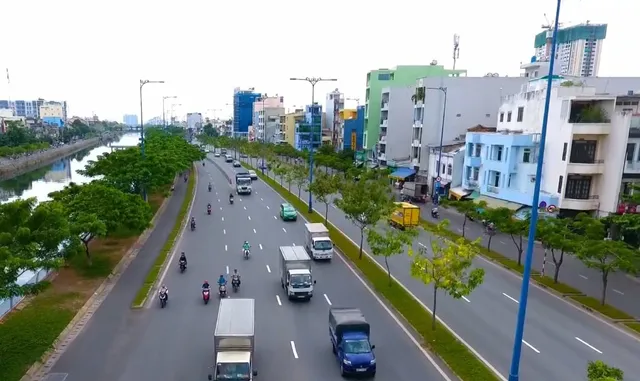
[272,161,286,186]
[587,360,624,380]
[440,200,483,238]
[492,207,529,266]
[292,164,308,199]
[308,171,340,224]
[536,218,576,282]
[367,226,418,286]
[409,220,485,330]
[335,173,395,260]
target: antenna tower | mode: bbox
[452,34,460,70]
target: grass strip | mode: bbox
[131,168,195,307]
[624,322,640,334]
[247,163,500,381]
[569,295,635,320]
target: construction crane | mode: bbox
[452,34,460,70]
[541,13,566,61]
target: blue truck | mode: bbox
[329,308,376,377]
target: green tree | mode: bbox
[442,200,483,238]
[587,360,624,380]
[308,172,340,224]
[536,218,576,282]
[409,220,485,330]
[292,165,308,199]
[492,207,529,266]
[202,123,218,137]
[367,226,418,285]
[272,162,287,187]
[70,213,107,264]
[335,174,395,259]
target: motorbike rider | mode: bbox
[229,192,234,202]
[179,252,187,266]
[218,274,227,292]
[231,269,241,286]
[202,280,211,291]
[207,203,212,212]
[431,206,439,218]
[159,285,169,300]
[242,240,251,254]
[191,217,196,227]
[208,182,212,191]
[203,161,205,166]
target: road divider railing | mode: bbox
[241,161,501,381]
[131,164,197,308]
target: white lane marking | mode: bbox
[462,296,471,303]
[276,295,282,306]
[324,294,332,305]
[226,266,229,274]
[290,341,299,359]
[292,243,296,246]
[418,242,427,249]
[332,204,337,209]
[575,337,602,354]
[253,228,257,234]
[221,217,224,221]
[218,199,221,202]
[457,228,463,233]
[248,216,251,220]
[266,205,270,210]
[522,340,540,353]
[503,293,519,304]
[216,192,218,195]
[220,207,222,210]
[266,265,271,273]
[239,198,243,202]
[223,229,226,235]
[244,206,247,210]
[499,240,507,245]
[225,245,228,251]
[259,244,263,250]
[282,227,287,233]
[261,198,264,201]
[274,215,277,219]
[579,274,588,280]
[613,289,624,295]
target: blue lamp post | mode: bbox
[508,1,562,380]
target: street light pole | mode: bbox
[162,96,177,128]
[508,1,562,380]
[425,86,448,204]
[139,79,164,201]
[290,77,338,213]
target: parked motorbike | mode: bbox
[202,289,210,304]
[159,291,168,308]
[219,285,227,298]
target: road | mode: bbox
[46,160,451,381]
[246,157,640,381]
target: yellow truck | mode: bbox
[389,202,420,229]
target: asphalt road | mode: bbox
[46,160,451,381]
[247,157,640,381]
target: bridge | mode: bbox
[125,125,142,131]
[108,144,131,152]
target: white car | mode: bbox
[214,152,220,157]
[248,170,257,180]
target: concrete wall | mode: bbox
[382,86,414,165]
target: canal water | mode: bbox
[0,133,140,318]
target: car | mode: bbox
[248,170,258,180]
[225,155,233,163]
[214,152,220,157]
[233,160,241,167]
[280,203,297,221]
[240,153,248,158]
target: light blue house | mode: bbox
[463,131,558,216]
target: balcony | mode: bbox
[571,122,611,135]
[463,179,479,189]
[379,136,387,145]
[562,195,599,210]
[624,161,640,174]
[487,185,500,194]
[466,155,482,167]
[411,158,419,167]
[411,139,421,147]
[566,159,605,174]
[413,120,422,128]
[378,153,387,161]
[381,101,389,110]
[414,100,424,108]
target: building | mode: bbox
[123,114,139,127]
[280,110,304,146]
[233,88,261,138]
[0,109,25,133]
[426,142,466,198]
[187,113,203,130]
[463,77,640,218]
[363,64,467,154]
[341,106,364,151]
[294,104,322,151]
[377,86,415,167]
[39,102,66,127]
[253,95,284,143]
[0,99,67,120]
[325,89,344,147]
[534,22,607,77]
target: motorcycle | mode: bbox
[202,289,210,304]
[207,207,211,215]
[208,185,212,192]
[184,176,188,183]
[431,210,439,219]
[190,221,196,231]
[179,260,186,273]
[229,197,234,205]
[232,278,240,292]
[219,285,227,298]
[159,291,168,308]
[243,249,250,260]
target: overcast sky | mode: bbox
[0,0,636,122]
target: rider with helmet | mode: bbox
[159,285,169,300]
[202,280,210,291]
[218,274,227,287]
[242,240,251,252]
[231,269,241,287]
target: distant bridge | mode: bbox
[108,144,131,152]
[125,125,142,131]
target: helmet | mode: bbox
[233,269,238,273]
[204,280,209,284]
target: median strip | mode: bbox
[245,162,500,381]
[131,165,197,308]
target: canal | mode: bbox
[0,133,140,318]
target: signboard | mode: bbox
[355,151,366,162]
[351,131,357,151]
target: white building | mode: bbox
[325,89,344,147]
[378,86,414,167]
[426,142,465,197]
[39,102,65,118]
[186,113,203,130]
[123,114,138,127]
[253,95,284,143]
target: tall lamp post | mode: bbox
[423,86,448,204]
[508,1,562,380]
[290,77,337,213]
[139,79,164,201]
[162,96,177,128]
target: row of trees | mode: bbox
[0,128,204,299]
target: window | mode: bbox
[492,171,500,187]
[557,175,564,193]
[517,107,524,122]
[472,168,479,181]
[442,164,446,174]
[507,111,512,122]
[627,143,635,162]
[522,148,531,163]
[507,174,513,187]
[447,164,452,175]
[499,113,504,122]
[565,175,592,199]
[570,140,597,163]
[562,142,568,161]
[378,73,391,81]
[474,144,481,157]
[491,145,503,161]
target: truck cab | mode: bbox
[211,352,257,380]
[279,246,316,301]
[235,173,252,195]
[329,308,376,377]
[304,223,334,260]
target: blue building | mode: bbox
[42,117,64,127]
[463,132,558,216]
[294,104,322,150]
[342,106,364,151]
[233,88,261,137]
[0,99,67,120]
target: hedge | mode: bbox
[131,166,196,308]
[245,162,500,381]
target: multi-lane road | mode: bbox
[248,157,640,381]
[44,159,452,381]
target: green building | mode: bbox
[363,65,466,156]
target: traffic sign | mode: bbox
[435,176,441,182]
[546,205,557,213]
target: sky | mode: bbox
[0,0,637,122]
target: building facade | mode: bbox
[427,142,465,197]
[253,95,284,143]
[280,110,304,147]
[325,89,344,147]
[364,64,467,154]
[294,104,322,151]
[534,22,607,77]
[0,99,67,120]
[233,88,261,138]
[187,113,203,130]
[123,114,138,127]
[341,106,364,152]
[377,86,415,167]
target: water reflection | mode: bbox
[0,133,140,204]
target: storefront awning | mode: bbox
[389,167,416,180]
[475,195,523,211]
[449,187,472,200]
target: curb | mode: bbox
[131,165,198,309]
[20,183,174,381]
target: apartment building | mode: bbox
[233,88,261,137]
[377,86,414,167]
[341,106,364,152]
[426,142,466,198]
[325,89,344,147]
[463,78,640,218]
[253,95,284,143]
[294,104,323,151]
[279,110,304,146]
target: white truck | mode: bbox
[304,223,334,260]
[279,246,316,301]
[235,172,252,195]
[209,298,257,381]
